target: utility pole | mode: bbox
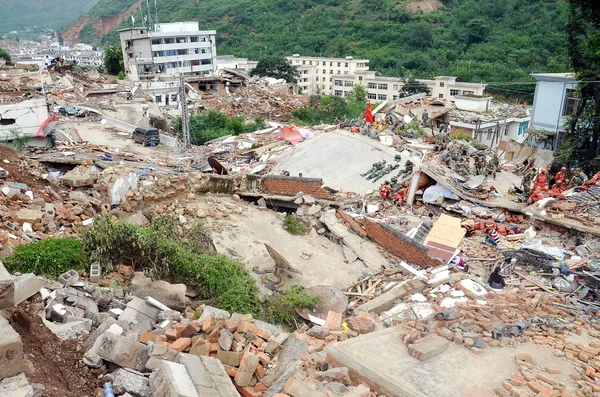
[180,76,190,149]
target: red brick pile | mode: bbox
[138,313,288,397]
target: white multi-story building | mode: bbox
[118,22,217,80]
[285,54,370,95]
[285,55,486,102]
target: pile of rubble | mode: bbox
[202,80,306,122]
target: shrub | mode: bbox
[262,287,319,325]
[4,237,86,278]
[284,214,308,235]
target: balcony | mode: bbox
[151,42,212,52]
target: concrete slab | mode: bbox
[270,129,406,194]
[0,316,23,381]
[0,261,14,310]
[131,272,186,311]
[326,326,580,397]
[13,274,43,305]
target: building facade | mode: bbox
[119,22,217,80]
[285,54,370,95]
[285,55,487,101]
[530,73,578,134]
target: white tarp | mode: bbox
[422,184,460,203]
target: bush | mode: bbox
[4,237,86,278]
[283,214,308,235]
[262,287,319,325]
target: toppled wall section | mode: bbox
[261,176,334,200]
[363,219,442,267]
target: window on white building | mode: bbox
[330,70,333,74]
[439,93,444,99]
[450,89,460,96]
[359,76,363,81]
[334,90,343,96]
[378,94,387,100]
[335,80,343,86]
[368,83,376,89]
[345,62,348,67]
[190,37,199,42]
[378,83,388,90]
[463,90,474,95]
[303,61,306,65]
[518,121,529,135]
[322,69,326,74]
[155,95,162,103]
[439,82,445,87]
[337,62,341,67]
[309,61,312,65]
[393,84,399,91]
[344,81,353,87]
[337,70,340,74]
[563,89,580,116]
[164,38,174,44]
[368,93,377,100]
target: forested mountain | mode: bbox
[0,0,98,36]
[67,0,569,85]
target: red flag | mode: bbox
[365,101,374,123]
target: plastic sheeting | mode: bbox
[518,241,565,260]
[422,184,460,203]
[282,125,304,146]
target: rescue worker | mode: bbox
[484,214,497,232]
[454,159,470,178]
[379,181,392,200]
[554,166,567,186]
[361,160,386,178]
[582,171,600,190]
[394,185,408,206]
[374,164,399,182]
[474,154,486,176]
[397,160,414,180]
[534,168,549,190]
[440,149,452,167]
[569,169,588,189]
[486,160,497,179]
[521,167,537,200]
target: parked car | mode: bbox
[131,127,160,147]
[58,106,87,117]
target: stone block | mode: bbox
[150,360,198,397]
[15,208,42,224]
[90,331,149,371]
[13,274,43,305]
[131,272,187,311]
[234,353,259,387]
[0,373,33,396]
[57,269,79,287]
[176,353,240,397]
[119,296,161,332]
[284,378,327,397]
[219,329,234,351]
[407,336,449,361]
[217,351,242,367]
[200,306,231,321]
[0,262,14,310]
[111,368,151,397]
[89,263,101,283]
[0,316,24,381]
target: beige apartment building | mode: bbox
[286,55,486,101]
[285,54,370,95]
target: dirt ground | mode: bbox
[6,298,101,397]
[0,144,54,201]
[403,0,443,13]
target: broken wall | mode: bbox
[261,176,334,200]
[362,219,441,267]
[501,141,553,168]
[0,97,48,140]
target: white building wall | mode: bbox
[0,97,48,141]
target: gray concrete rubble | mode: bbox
[13,274,43,306]
[200,305,231,321]
[131,272,187,311]
[149,360,198,397]
[176,353,240,397]
[110,368,152,397]
[0,316,24,381]
[89,331,149,371]
[0,373,34,397]
[118,296,162,332]
[0,261,15,310]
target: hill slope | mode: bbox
[66,0,570,85]
[1,0,99,36]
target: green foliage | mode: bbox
[117,71,125,80]
[553,0,600,173]
[262,287,319,325]
[10,136,30,152]
[4,237,86,278]
[403,120,424,135]
[450,132,473,142]
[0,48,11,63]
[80,215,318,322]
[103,43,124,76]
[82,0,568,93]
[399,77,430,98]
[292,86,367,125]
[250,56,300,83]
[172,109,263,146]
[283,214,308,235]
[0,0,98,35]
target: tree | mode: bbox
[553,1,600,172]
[399,77,430,98]
[347,85,367,103]
[0,48,11,63]
[103,44,124,76]
[250,56,299,83]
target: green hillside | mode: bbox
[1,0,99,35]
[77,0,569,86]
